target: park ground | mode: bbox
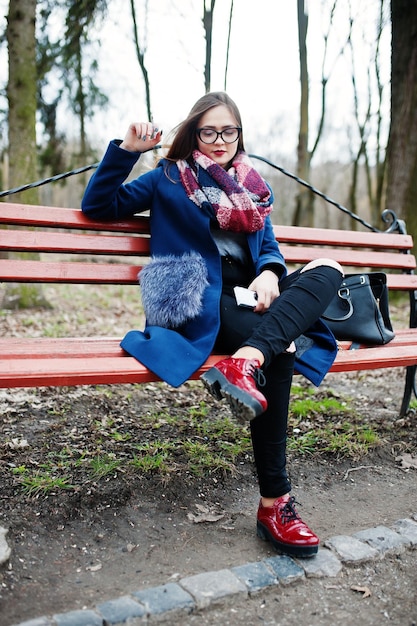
[0,286,416,625]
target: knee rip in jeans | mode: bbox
[300,258,344,276]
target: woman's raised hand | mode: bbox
[120,122,162,152]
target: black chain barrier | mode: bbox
[0,150,398,234]
[248,154,380,232]
[0,163,100,199]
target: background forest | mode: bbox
[0,0,416,241]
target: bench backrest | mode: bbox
[0,202,417,292]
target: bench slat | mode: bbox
[1,330,416,360]
[0,356,163,387]
[0,203,149,233]
[0,259,142,283]
[386,274,417,289]
[0,337,126,358]
[330,344,417,371]
[1,258,416,288]
[1,204,413,251]
[0,354,225,388]
[3,231,414,270]
[0,229,150,256]
[274,225,414,250]
[280,246,416,270]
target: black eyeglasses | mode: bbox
[196,127,242,144]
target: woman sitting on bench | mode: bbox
[82,91,343,558]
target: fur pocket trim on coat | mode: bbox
[138,252,209,328]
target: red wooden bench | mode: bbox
[0,201,416,416]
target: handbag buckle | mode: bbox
[338,287,350,299]
[339,274,366,299]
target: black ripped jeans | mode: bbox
[215,261,343,498]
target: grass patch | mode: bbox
[130,441,176,474]
[182,440,238,476]
[290,384,350,419]
[288,411,380,458]
[288,385,380,457]
[89,454,122,479]
[7,380,385,499]
[288,423,380,457]
[12,465,75,498]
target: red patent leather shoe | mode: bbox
[257,495,319,557]
[200,357,267,422]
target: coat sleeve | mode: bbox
[81,140,159,220]
[252,216,288,280]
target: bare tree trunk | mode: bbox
[6,0,38,206]
[62,0,108,174]
[293,0,346,226]
[374,0,388,222]
[294,0,337,226]
[347,1,387,229]
[224,0,234,90]
[203,0,216,93]
[5,0,49,309]
[386,0,417,244]
[293,0,312,227]
[130,0,152,120]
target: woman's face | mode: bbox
[196,104,240,168]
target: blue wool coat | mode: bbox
[81,141,337,387]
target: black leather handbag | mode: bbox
[322,272,395,345]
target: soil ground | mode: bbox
[0,288,416,625]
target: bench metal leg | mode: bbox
[400,364,417,417]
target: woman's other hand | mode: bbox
[248,270,280,313]
[120,122,162,152]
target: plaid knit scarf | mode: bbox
[177,150,273,233]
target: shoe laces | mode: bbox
[279,496,301,524]
[245,359,266,388]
